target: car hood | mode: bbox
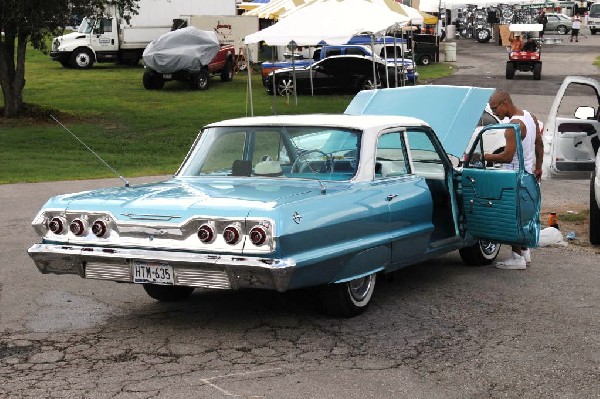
[344,85,494,157]
[43,177,333,221]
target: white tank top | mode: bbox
[507,110,536,174]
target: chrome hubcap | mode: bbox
[348,275,374,302]
[480,240,499,256]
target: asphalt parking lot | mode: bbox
[1,30,599,399]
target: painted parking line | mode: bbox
[200,367,283,397]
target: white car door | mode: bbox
[546,76,600,178]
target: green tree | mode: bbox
[0,0,139,118]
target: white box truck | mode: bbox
[588,2,600,35]
[50,0,237,69]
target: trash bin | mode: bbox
[446,25,456,40]
[444,41,457,62]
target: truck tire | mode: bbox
[220,59,234,82]
[143,70,164,90]
[190,69,210,90]
[70,48,94,69]
[476,28,491,43]
[532,63,542,80]
[506,62,515,79]
[418,54,432,66]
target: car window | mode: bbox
[345,48,367,56]
[101,18,113,33]
[178,126,360,180]
[555,82,600,121]
[376,131,409,178]
[479,110,498,127]
[405,130,446,178]
[197,130,247,175]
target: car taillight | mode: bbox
[197,223,215,243]
[91,219,108,238]
[69,219,87,236]
[249,225,268,246]
[223,225,241,245]
[48,216,67,234]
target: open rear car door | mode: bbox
[462,124,541,247]
[547,76,600,178]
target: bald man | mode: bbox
[485,90,544,269]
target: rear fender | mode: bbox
[332,246,389,283]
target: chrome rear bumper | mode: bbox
[28,243,295,292]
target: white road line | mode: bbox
[201,367,283,397]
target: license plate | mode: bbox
[132,260,174,284]
[162,74,172,79]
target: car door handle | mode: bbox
[386,194,398,201]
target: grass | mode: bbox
[0,46,453,184]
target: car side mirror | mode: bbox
[574,106,595,120]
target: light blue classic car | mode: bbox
[28,86,540,317]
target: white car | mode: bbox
[470,106,506,160]
[592,150,600,244]
[544,76,600,244]
[545,76,600,179]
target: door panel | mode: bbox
[552,118,599,172]
[547,76,600,177]
[462,169,539,246]
[462,124,540,247]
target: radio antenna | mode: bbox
[50,115,130,187]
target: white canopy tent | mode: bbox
[243,0,411,114]
[398,3,424,25]
[244,0,311,19]
[244,0,410,46]
[417,0,441,13]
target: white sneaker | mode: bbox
[495,252,527,270]
[522,249,531,266]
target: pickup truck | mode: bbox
[261,44,417,86]
[142,27,236,90]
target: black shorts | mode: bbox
[572,28,580,36]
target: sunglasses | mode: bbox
[490,99,505,112]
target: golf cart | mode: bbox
[506,23,543,80]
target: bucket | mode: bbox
[445,25,456,39]
[444,41,457,62]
